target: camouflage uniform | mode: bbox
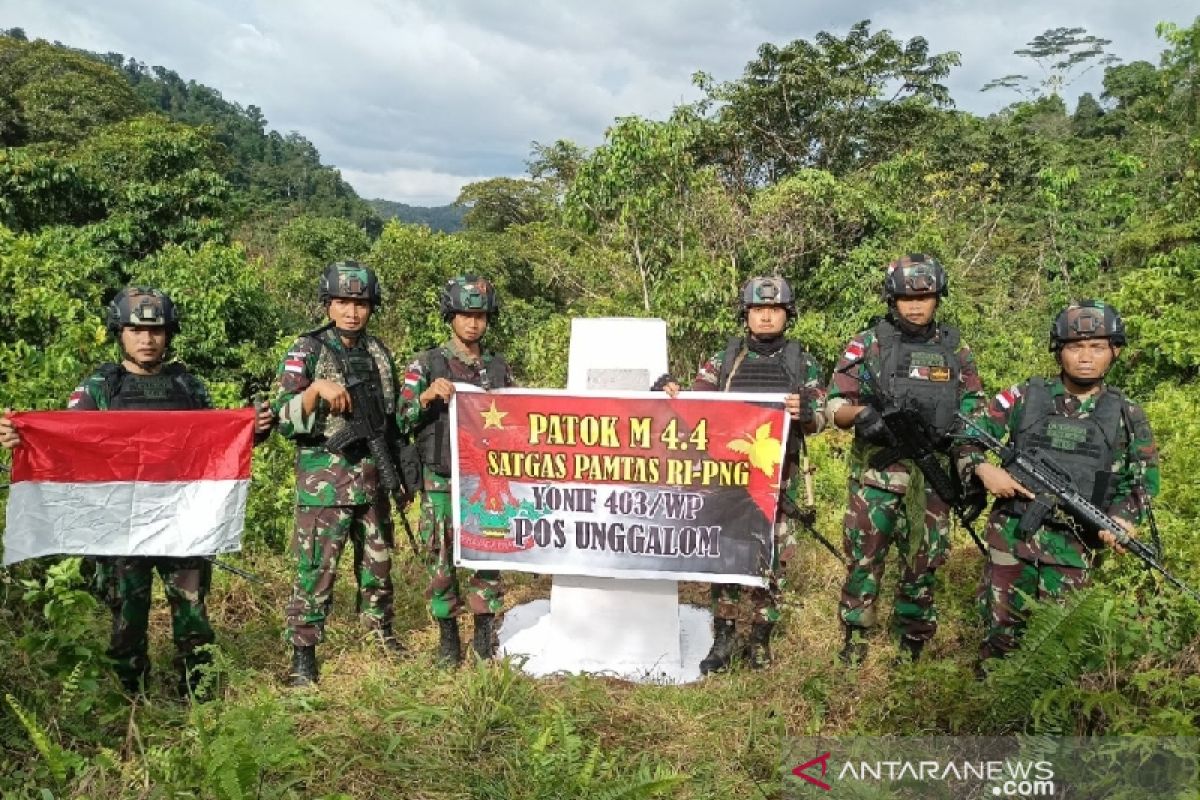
[692,341,826,624]
[397,341,513,619]
[960,377,1159,658]
[69,365,216,687]
[273,327,400,646]
[826,324,984,642]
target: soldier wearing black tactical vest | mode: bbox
[397,274,513,666]
[826,256,985,665]
[660,276,827,673]
[0,287,274,698]
[960,301,1159,663]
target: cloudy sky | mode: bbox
[2,1,1193,204]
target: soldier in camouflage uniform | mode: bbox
[961,301,1159,664]
[397,274,513,666]
[273,261,404,686]
[1,287,273,699]
[826,255,985,664]
[660,276,826,673]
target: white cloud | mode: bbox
[339,166,500,205]
[1,0,1195,203]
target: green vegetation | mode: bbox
[2,17,1200,798]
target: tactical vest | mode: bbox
[99,363,203,410]
[417,347,509,476]
[1009,378,1126,512]
[874,318,961,440]
[716,337,809,393]
[302,327,395,443]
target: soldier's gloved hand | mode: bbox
[651,374,681,398]
[786,390,814,425]
[852,406,891,446]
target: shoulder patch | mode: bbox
[843,339,866,362]
[996,384,1022,410]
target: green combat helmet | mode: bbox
[318,260,382,307]
[883,254,948,299]
[440,274,499,321]
[737,275,796,323]
[106,287,180,336]
[1050,300,1127,351]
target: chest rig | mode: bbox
[716,337,808,393]
[1011,378,1127,512]
[100,363,202,410]
[874,318,961,441]
[304,328,395,444]
[417,346,509,476]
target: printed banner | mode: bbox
[451,388,790,586]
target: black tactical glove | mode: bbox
[853,405,892,446]
[650,373,676,392]
[792,387,816,426]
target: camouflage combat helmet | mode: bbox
[105,287,180,335]
[318,260,382,307]
[737,275,796,323]
[439,274,499,321]
[1050,300,1127,351]
[883,254,949,299]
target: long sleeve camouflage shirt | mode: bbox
[825,324,985,493]
[272,330,402,506]
[960,376,1160,567]
[397,340,514,492]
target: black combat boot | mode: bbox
[839,626,868,666]
[288,645,318,687]
[437,617,462,667]
[700,618,738,675]
[897,636,925,664]
[472,613,497,660]
[376,624,405,657]
[118,664,151,697]
[746,621,775,670]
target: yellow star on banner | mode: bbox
[480,400,508,429]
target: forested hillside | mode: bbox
[2,18,1199,799]
[368,198,465,232]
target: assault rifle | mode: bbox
[841,361,988,555]
[204,556,264,584]
[324,372,422,556]
[776,388,844,564]
[956,412,1200,604]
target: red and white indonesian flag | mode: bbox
[3,409,255,566]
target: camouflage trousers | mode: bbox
[838,479,951,641]
[104,557,214,685]
[712,521,795,624]
[285,502,394,646]
[979,549,1090,660]
[420,490,503,619]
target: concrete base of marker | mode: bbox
[499,592,713,684]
